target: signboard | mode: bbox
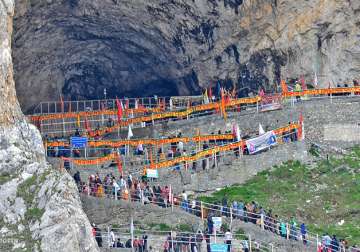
[146,169,159,178]
[212,217,222,231]
[70,137,88,148]
[246,131,277,154]
[261,102,282,112]
[210,244,228,252]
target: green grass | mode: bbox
[199,147,360,245]
[25,208,45,222]
[0,172,13,185]
[176,223,193,232]
[16,175,38,205]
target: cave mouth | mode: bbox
[12,1,203,112]
[58,20,185,101]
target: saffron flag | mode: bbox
[76,115,81,128]
[280,80,288,93]
[115,154,123,175]
[220,88,227,121]
[116,97,123,123]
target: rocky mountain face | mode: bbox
[12,0,360,112]
[0,1,98,251]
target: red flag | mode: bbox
[298,112,304,140]
[116,98,123,123]
[259,88,265,97]
[125,99,129,110]
[225,94,231,104]
[84,117,91,132]
[300,76,307,91]
[208,87,212,101]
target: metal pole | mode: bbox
[248,234,252,252]
[130,217,134,252]
[87,180,90,196]
[170,184,174,212]
[107,226,110,248]
[62,118,66,137]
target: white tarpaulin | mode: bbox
[246,131,277,154]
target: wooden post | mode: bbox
[200,201,204,220]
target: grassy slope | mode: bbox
[199,147,360,245]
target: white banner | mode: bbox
[246,131,277,154]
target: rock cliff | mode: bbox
[0,0,99,251]
[12,0,360,112]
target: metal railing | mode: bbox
[32,95,207,115]
[93,226,274,251]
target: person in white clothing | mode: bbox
[109,229,116,247]
[225,229,232,252]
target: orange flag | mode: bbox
[115,154,123,175]
[281,80,288,93]
[221,88,227,121]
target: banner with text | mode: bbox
[246,131,277,154]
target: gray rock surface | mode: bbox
[12,0,360,112]
[0,0,99,251]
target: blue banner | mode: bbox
[146,169,159,178]
[70,137,88,148]
[210,243,228,252]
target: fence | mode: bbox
[84,184,355,252]
[94,226,275,252]
[55,122,300,175]
[30,86,360,138]
[32,96,207,115]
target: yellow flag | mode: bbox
[76,115,80,128]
